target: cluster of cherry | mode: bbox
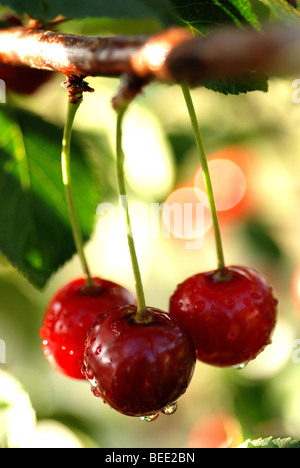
[40,265,277,420]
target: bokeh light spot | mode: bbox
[194,159,246,212]
[162,187,212,240]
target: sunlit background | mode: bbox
[2,19,300,448]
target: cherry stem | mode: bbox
[115,104,147,320]
[181,82,226,271]
[61,98,93,288]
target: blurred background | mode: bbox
[2,18,300,448]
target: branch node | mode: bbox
[62,76,94,104]
[130,27,193,82]
[111,74,150,112]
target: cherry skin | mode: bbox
[82,305,196,417]
[0,63,54,95]
[40,277,135,380]
[169,266,278,368]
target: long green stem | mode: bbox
[181,82,226,271]
[116,106,147,319]
[61,99,93,287]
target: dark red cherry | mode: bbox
[0,63,54,95]
[82,305,196,417]
[169,266,278,368]
[40,277,135,379]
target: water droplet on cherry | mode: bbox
[140,413,160,422]
[162,402,178,415]
[91,386,101,398]
[232,361,249,370]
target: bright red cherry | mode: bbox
[82,305,196,418]
[169,266,278,368]
[40,277,135,379]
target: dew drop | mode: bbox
[162,402,178,415]
[232,361,249,370]
[81,364,87,378]
[84,367,94,380]
[91,386,101,398]
[140,413,160,422]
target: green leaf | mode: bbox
[225,0,261,29]
[204,73,269,95]
[238,436,300,448]
[243,220,283,261]
[171,0,261,35]
[213,0,261,30]
[259,0,300,24]
[171,0,268,95]
[0,106,99,289]
[0,0,176,25]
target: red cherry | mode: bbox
[82,305,196,418]
[169,266,278,368]
[40,277,135,380]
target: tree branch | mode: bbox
[0,26,148,77]
[0,24,300,87]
